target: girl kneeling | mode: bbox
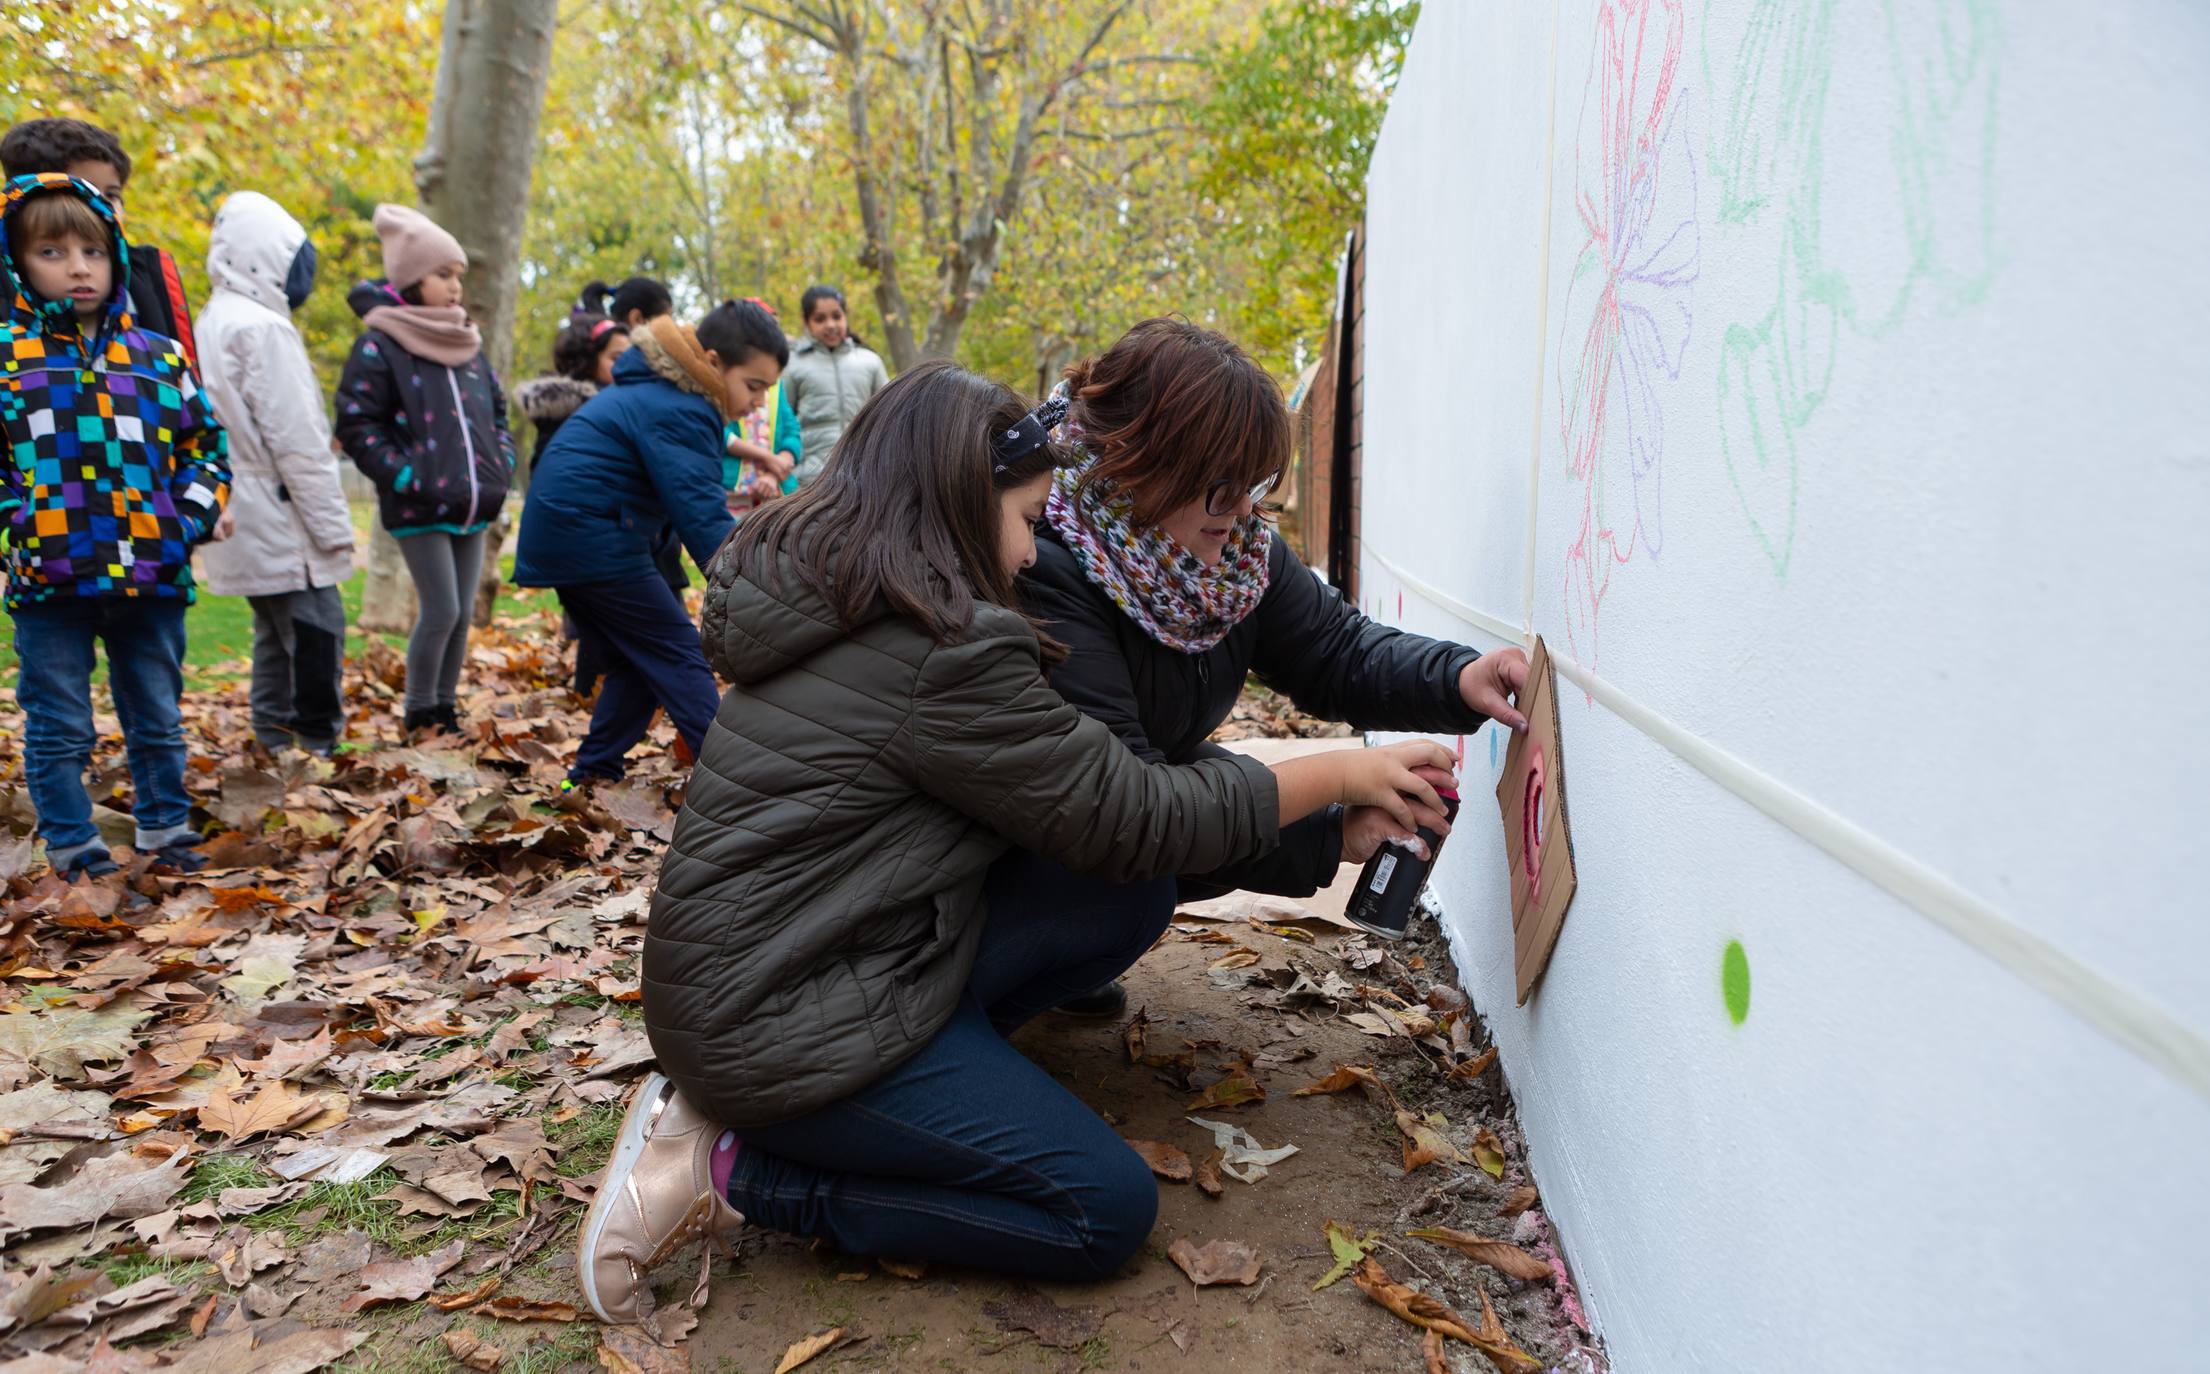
[575,362,1454,1321]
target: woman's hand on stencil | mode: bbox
[1459,647,1530,731]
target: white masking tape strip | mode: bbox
[1367,547,2210,1104]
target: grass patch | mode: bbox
[180,1151,273,1203]
[98,1253,215,1290]
[550,1102,626,1180]
[247,1170,408,1245]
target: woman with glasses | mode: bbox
[1017,318,1530,1016]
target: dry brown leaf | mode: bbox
[1424,1329,1449,1374]
[1194,1147,1225,1199]
[1472,1127,1507,1179]
[198,1079,314,1142]
[428,1276,501,1310]
[1351,1256,1478,1344]
[876,1257,926,1280]
[1407,1226,1553,1282]
[471,1295,581,1323]
[1126,1139,1192,1182]
[1395,1109,1464,1173]
[1498,1186,1540,1218]
[1470,1289,1545,1373]
[596,1323,690,1374]
[1167,1237,1263,1287]
[441,1329,506,1372]
[1293,1064,1386,1099]
[1122,1010,1147,1064]
[1186,1070,1264,1111]
[773,1326,859,1374]
[1450,1047,1499,1081]
[337,1238,465,1313]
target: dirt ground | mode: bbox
[607,915,1606,1374]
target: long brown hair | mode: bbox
[730,361,1064,642]
[1064,317,1291,528]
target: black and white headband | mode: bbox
[992,393,1071,474]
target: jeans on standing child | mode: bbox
[725,850,1177,1279]
[9,598,197,869]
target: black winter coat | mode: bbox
[334,280,515,537]
[1019,525,1493,897]
[649,534,1279,1125]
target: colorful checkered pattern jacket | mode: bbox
[0,174,229,610]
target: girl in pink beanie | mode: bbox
[334,203,515,740]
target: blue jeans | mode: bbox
[10,597,191,858]
[556,578,721,782]
[727,851,1177,1279]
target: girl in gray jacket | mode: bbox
[779,284,889,486]
[575,361,1456,1322]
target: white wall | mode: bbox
[1357,3,2210,1369]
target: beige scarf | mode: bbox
[632,317,736,420]
[362,302,482,368]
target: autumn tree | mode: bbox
[358,0,558,633]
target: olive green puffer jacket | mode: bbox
[645,535,1280,1127]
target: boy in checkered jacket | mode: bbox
[0,173,229,879]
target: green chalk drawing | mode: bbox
[1702,0,2002,577]
[1722,939,1752,1024]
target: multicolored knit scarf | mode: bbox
[1045,449,1273,654]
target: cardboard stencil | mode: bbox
[1496,635,1578,1005]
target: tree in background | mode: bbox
[357,0,558,634]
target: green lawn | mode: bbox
[0,504,549,687]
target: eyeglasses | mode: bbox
[1205,471,1281,518]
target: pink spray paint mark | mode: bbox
[1522,745,1547,902]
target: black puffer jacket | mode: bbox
[511,374,596,476]
[1019,526,1492,897]
[647,534,1281,1126]
[334,280,514,537]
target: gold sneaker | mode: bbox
[576,1072,744,1323]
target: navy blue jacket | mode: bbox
[514,347,735,588]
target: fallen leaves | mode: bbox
[1408,1227,1553,1282]
[1472,1127,1508,1179]
[338,1239,465,1313]
[1498,1186,1540,1218]
[1186,1068,1265,1111]
[1127,1139,1192,1182]
[1313,1220,1380,1291]
[1293,1063,1385,1098]
[1396,1109,1466,1173]
[773,1326,862,1373]
[198,1079,319,1142]
[0,997,148,1084]
[1168,1236,1264,1287]
[441,1328,506,1371]
[1351,1257,1543,1373]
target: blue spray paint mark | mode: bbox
[1489,728,1500,772]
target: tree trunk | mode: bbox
[356,0,558,632]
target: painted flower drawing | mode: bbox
[1555,0,1699,667]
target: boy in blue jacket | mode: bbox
[0,174,229,878]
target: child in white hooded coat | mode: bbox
[194,191,356,755]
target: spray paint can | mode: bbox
[1344,790,1460,941]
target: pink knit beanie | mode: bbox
[371,203,466,291]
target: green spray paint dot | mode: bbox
[1721,940,1751,1025]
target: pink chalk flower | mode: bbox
[1555,0,1699,668]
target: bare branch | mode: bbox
[733,1,836,49]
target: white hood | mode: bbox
[205,191,306,316]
